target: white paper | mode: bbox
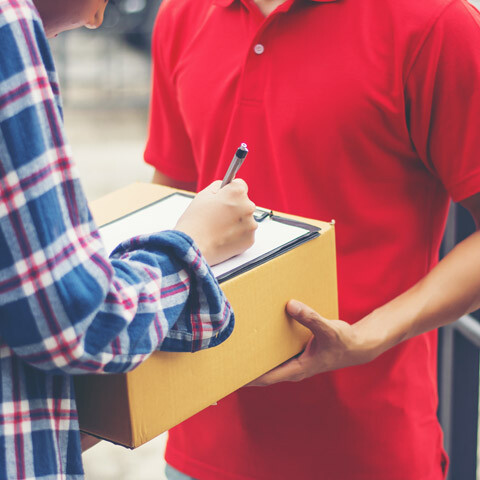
[99,194,311,279]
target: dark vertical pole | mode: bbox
[438,203,479,479]
[438,325,455,459]
[448,329,479,480]
[438,203,457,478]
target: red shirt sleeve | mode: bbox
[144,11,198,183]
[406,0,480,202]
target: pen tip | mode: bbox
[240,142,248,150]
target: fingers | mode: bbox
[218,178,256,218]
[207,178,248,195]
[286,300,335,338]
[231,180,256,217]
[220,179,250,203]
[229,177,248,193]
[203,180,222,194]
[286,299,323,327]
[203,178,252,208]
[245,200,258,220]
[246,356,306,387]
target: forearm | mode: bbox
[0,231,233,374]
[356,230,480,359]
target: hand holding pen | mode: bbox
[220,143,270,222]
[175,143,257,265]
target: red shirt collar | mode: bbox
[213,0,337,6]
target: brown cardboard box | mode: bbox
[74,183,338,448]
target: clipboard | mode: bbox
[98,193,321,283]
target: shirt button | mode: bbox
[253,43,265,55]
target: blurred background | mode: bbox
[50,0,162,202]
[50,2,167,479]
[47,0,480,479]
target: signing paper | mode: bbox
[99,194,312,280]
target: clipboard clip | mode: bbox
[253,207,321,233]
[253,207,273,222]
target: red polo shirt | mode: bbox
[145,0,480,478]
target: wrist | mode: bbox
[174,222,213,265]
[350,311,390,362]
[198,244,215,266]
[188,234,215,266]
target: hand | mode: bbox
[175,179,258,265]
[248,300,377,386]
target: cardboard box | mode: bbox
[74,183,338,448]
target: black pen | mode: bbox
[220,143,249,188]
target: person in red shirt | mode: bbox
[145,0,480,478]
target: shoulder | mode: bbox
[153,0,213,44]
[0,0,41,26]
[401,0,480,71]
[152,0,214,70]
[380,0,479,37]
[0,0,59,125]
[154,0,213,31]
[0,0,52,74]
[157,0,212,21]
[362,0,479,76]
[0,0,47,66]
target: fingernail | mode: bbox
[287,300,301,315]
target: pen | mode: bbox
[220,143,249,188]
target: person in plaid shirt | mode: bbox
[0,0,258,478]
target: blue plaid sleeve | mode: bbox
[0,0,234,375]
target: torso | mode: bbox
[148,0,480,477]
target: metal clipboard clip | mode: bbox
[253,207,273,222]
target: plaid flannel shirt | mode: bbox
[0,1,234,478]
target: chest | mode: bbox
[172,2,410,143]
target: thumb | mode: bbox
[286,300,331,336]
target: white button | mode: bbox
[253,44,265,55]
